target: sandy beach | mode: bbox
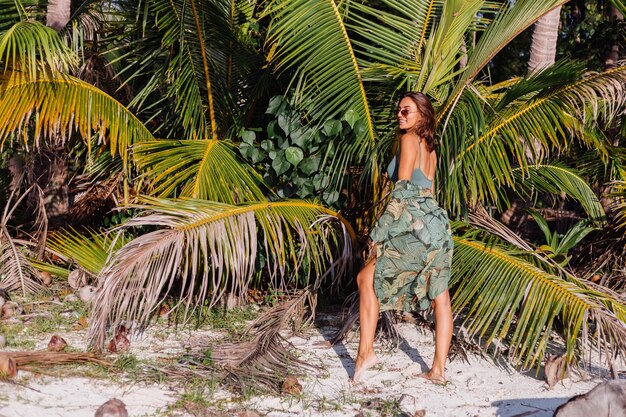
[0,309,615,417]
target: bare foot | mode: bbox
[418,370,447,385]
[351,352,378,383]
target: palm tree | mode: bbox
[528,5,562,73]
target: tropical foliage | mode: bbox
[0,0,625,374]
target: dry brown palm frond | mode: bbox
[0,351,109,369]
[328,294,400,349]
[213,288,320,393]
[0,234,41,295]
[88,197,352,348]
[468,205,534,251]
[0,186,42,295]
[67,173,124,227]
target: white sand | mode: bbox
[0,317,614,417]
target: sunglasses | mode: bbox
[397,108,418,117]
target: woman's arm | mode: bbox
[397,134,419,181]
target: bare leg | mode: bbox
[420,289,452,384]
[352,259,380,383]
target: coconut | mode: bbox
[40,271,53,286]
[1,302,16,319]
[0,355,17,379]
[63,294,79,302]
[95,398,128,417]
[68,269,87,289]
[47,335,68,352]
[78,286,98,303]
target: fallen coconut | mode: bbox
[47,335,68,352]
[0,355,17,379]
[63,294,79,303]
[107,325,130,353]
[281,376,302,395]
[40,271,53,286]
[78,286,97,303]
[1,301,17,319]
[68,269,87,289]
[95,398,128,417]
[107,333,130,353]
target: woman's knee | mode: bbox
[356,270,368,290]
[356,261,375,290]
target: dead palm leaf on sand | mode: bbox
[213,288,320,392]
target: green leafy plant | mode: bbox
[529,211,598,266]
[239,96,356,208]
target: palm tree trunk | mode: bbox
[46,0,71,32]
[528,6,562,74]
[605,5,623,69]
[41,0,72,228]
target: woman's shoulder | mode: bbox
[399,132,420,149]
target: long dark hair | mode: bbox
[399,92,437,152]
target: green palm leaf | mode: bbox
[609,0,626,16]
[346,0,443,69]
[87,196,353,347]
[441,0,568,120]
[121,0,249,139]
[47,228,130,275]
[0,20,76,77]
[0,74,154,163]
[511,163,605,222]
[133,139,266,203]
[440,65,626,214]
[417,0,483,94]
[0,0,43,32]
[452,231,626,369]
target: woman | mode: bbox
[352,92,454,385]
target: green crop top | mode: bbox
[386,145,433,189]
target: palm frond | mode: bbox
[346,0,444,68]
[0,20,77,77]
[440,65,626,215]
[441,0,568,120]
[473,64,626,153]
[0,0,44,32]
[213,287,320,393]
[0,231,41,295]
[0,73,154,163]
[118,0,251,139]
[451,231,626,369]
[152,0,216,138]
[263,0,377,182]
[609,0,626,16]
[47,228,129,276]
[510,163,605,222]
[418,0,483,94]
[87,196,352,348]
[608,181,626,230]
[133,139,266,203]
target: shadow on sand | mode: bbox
[316,313,430,379]
[492,396,570,417]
